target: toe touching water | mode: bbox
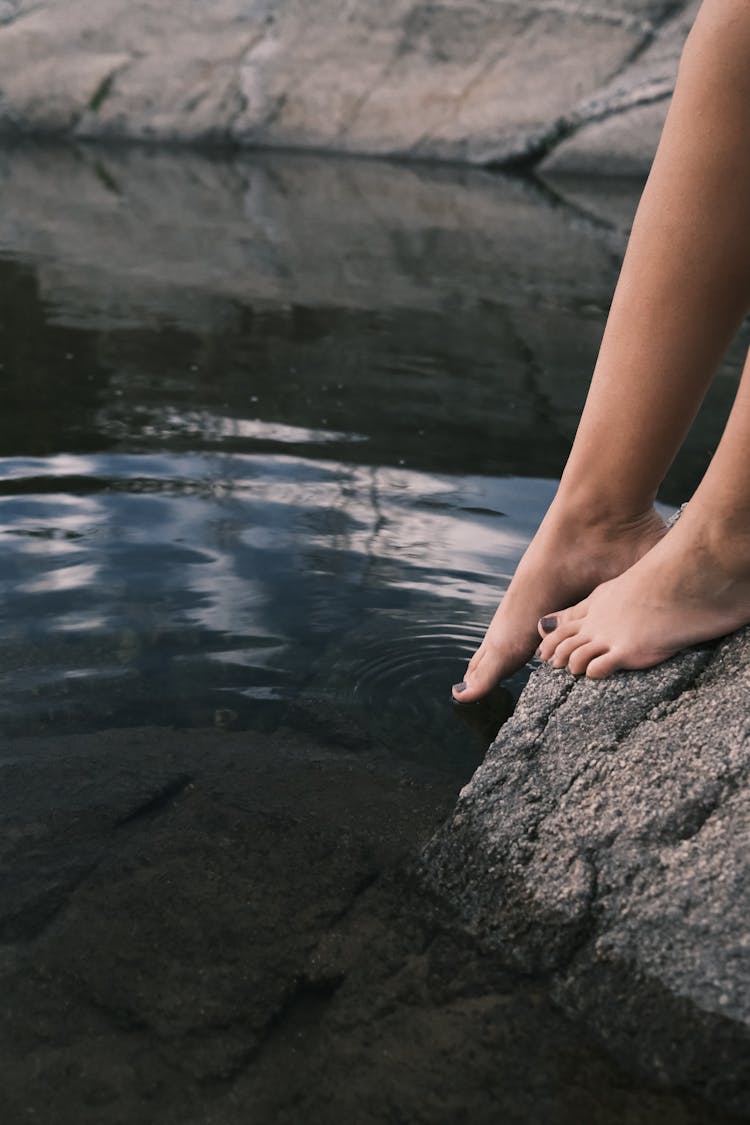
[451,503,666,700]
[454,0,750,694]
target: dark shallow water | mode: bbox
[0,143,745,763]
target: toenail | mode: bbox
[540,616,558,633]
[452,682,468,694]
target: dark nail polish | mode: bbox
[540,616,558,634]
[453,682,468,694]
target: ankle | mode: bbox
[679,503,750,578]
[545,484,660,538]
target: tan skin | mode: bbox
[453,0,750,699]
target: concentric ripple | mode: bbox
[346,621,486,706]
[317,616,520,760]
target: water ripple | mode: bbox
[334,620,486,707]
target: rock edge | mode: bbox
[0,0,700,175]
[420,625,750,1113]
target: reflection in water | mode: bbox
[139,409,370,445]
[17,561,99,594]
[0,449,547,763]
[0,144,741,762]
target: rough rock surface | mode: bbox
[540,0,701,174]
[0,0,697,173]
[421,626,750,1115]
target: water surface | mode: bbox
[0,144,745,764]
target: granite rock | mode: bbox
[541,0,702,175]
[421,626,750,1113]
[0,0,695,172]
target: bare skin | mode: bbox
[453,0,750,701]
[453,505,667,698]
[537,514,750,678]
[539,347,750,677]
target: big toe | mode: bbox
[452,637,531,702]
[453,656,497,702]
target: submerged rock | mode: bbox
[0,0,694,173]
[2,724,732,1123]
[421,626,750,1113]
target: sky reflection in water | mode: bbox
[0,145,742,764]
[0,449,549,761]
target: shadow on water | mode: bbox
[0,143,746,765]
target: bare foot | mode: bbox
[452,502,667,701]
[537,505,750,678]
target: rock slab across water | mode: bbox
[421,626,750,1114]
[0,0,700,174]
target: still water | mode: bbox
[0,144,744,761]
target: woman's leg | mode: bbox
[538,342,750,677]
[453,0,750,702]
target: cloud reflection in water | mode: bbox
[0,450,555,753]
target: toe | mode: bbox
[464,642,486,677]
[537,608,581,658]
[567,641,608,677]
[549,633,589,670]
[452,646,481,701]
[453,631,537,702]
[585,650,621,679]
[452,648,496,702]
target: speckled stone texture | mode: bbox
[421,626,750,1113]
[0,0,698,173]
